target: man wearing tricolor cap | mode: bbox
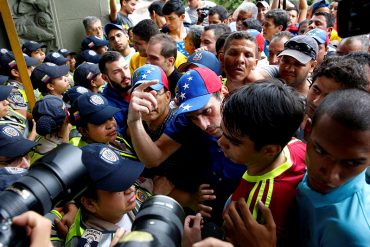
[128,67,246,225]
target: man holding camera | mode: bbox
[185,0,216,25]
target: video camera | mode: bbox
[0,144,186,247]
[337,0,370,37]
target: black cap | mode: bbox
[81,36,109,51]
[73,63,101,88]
[0,125,38,158]
[31,62,70,89]
[44,52,68,66]
[22,41,47,56]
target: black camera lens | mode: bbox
[117,195,185,247]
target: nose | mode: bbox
[197,116,210,131]
[319,160,341,186]
[312,95,323,108]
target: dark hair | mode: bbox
[187,25,204,50]
[148,1,165,16]
[208,5,229,22]
[344,52,370,67]
[242,18,263,32]
[162,0,185,16]
[265,9,289,30]
[76,184,98,209]
[132,19,160,42]
[148,33,177,59]
[216,32,231,55]
[312,12,334,28]
[223,31,259,57]
[286,6,299,14]
[312,56,368,91]
[221,80,305,150]
[98,51,123,75]
[312,89,370,131]
[204,24,231,41]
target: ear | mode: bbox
[165,90,171,102]
[327,27,333,35]
[90,79,97,88]
[46,83,54,92]
[221,84,229,98]
[309,60,318,72]
[219,51,224,64]
[78,126,89,138]
[262,144,282,158]
[277,24,284,32]
[102,74,109,82]
[304,117,312,143]
[167,56,175,67]
[180,14,185,21]
[80,196,97,213]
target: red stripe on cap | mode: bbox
[194,67,221,93]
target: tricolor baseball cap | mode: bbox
[81,143,144,192]
[246,29,265,53]
[31,62,70,89]
[178,50,221,76]
[176,67,222,115]
[132,64,169,91]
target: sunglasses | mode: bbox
[284,40,316,59]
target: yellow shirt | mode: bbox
[129,52,188,74]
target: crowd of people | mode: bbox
[0,0,369,246]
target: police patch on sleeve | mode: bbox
[80,229,102,247]
[99,147,119,164]
[9,91,27,108]
[2,126,20,137]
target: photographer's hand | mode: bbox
[110,228,127,247]
[182,213,203,247]
[12,211,53,247]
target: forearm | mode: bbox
[109,0,118,21]
[128,120,178,168]
[298,0,308,23]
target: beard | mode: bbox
[107,75,132,94]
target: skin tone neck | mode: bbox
[247,150,286,176]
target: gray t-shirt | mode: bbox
[111,12,133,30]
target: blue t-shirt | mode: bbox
[164,114,246,224]
[295,171,370,247]
[102,84,129,135]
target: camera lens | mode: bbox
[117,195,185,247]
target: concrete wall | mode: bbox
[52,0,110,52]
[1,0,153,53]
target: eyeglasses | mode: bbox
[284,40,316,59]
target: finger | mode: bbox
[227,201,244,227]
[199,189,214,195]
[131,98,157,114]
[54,218,69,238]
[184,215,196,228]
[192,213,202,230]
[237,198,255,226]
[198,204,213,213]
[257,201,276,229]
[199,210,211,219]
[198,184,211,190]
[199,194,216,201]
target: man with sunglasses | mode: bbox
[260,35,318,97]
